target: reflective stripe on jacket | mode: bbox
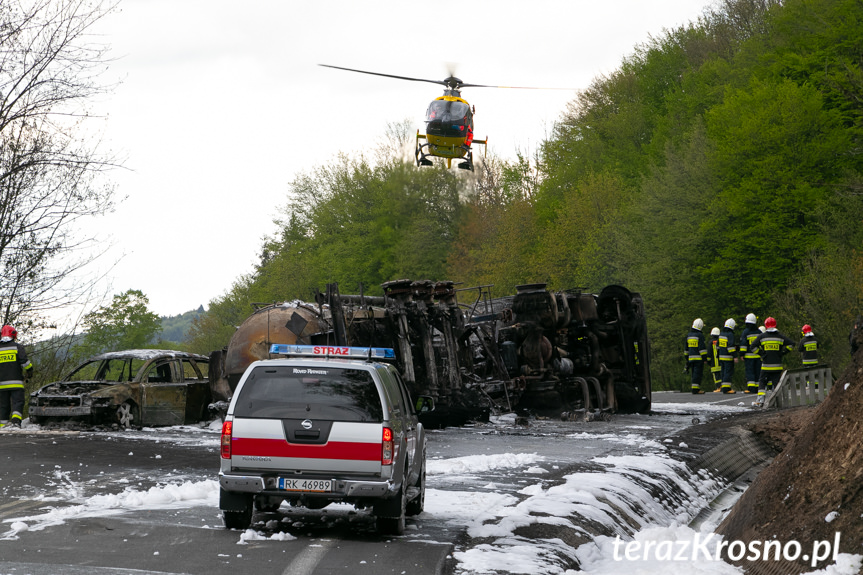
[741,324,761,359]
[752,330,795,371]
[684,329,708,362]
[0,342,32,386]
[718,327,737,362]
[798,334,818,365]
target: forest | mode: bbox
[187,0,863,389]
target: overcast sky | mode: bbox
[85,0,718,318]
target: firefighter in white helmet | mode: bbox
[708,327,722,391]
[684,318,709,394]
[740,313,761,394]
[0,324,34,428]
[717,318,738,393]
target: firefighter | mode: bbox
[751,317,795,405]
[798,324,819,389]
[708,327,722,391]
[684,318,709,394]
[718,318,738,393]
[0,325,34,428]
[740,313,762,394]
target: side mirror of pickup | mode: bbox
[415,395,435,413]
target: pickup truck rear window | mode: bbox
[233,366,383,422]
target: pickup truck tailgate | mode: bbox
[230,418,384,474]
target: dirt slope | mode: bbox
[717,350,863,575]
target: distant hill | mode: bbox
[160,305,205,344]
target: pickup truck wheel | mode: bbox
[375,480,406,536]
[406,462,425,516]
[223,496,254,529]
[254,496,281,513]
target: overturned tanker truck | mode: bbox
[208,281,651,425]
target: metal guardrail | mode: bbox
[765,365,833,409]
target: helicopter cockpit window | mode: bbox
[426,100,469,123]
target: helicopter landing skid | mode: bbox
[415,135,434,167]
[415,142,474,171]
[415,130,478,171]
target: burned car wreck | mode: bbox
[28,350,211,429]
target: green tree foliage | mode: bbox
[78,290,161,355]
[258,155,463,300]
[448,155,543,292]
[159,306,205,344]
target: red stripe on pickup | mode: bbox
[231,437,381,461]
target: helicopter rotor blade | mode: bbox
[320,64,575,92]
[459,82,573,90]
[319,64,447,87]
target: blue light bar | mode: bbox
[269,344,395,360]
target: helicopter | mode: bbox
[320,64,546,172]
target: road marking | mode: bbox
[282,540,333,575]
[0,499,47,517]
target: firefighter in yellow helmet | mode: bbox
[0,324,34,428]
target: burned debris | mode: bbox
[210,281,651,425]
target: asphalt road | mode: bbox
[0,394,756,575]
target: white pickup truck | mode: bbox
[218,345,433,535]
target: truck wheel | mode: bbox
[254,496,281,513]
[222,493,254,530]
[406,461,425,516]
[375,480,406,535]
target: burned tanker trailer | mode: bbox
[207,281,651,423]
[494,283,652,417]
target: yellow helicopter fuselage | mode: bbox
[417,95,486,169]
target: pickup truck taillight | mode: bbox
[382,427,393,466]
[220,421,232,459]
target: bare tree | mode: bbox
[0,0,119,336]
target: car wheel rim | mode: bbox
[117,403,134,429]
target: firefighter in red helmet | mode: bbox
[798,324,818,366]
[750,317,795,406]
[798,323,819,389]
[0,324,34,428]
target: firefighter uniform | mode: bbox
[0,331,33,427]
[685,320,708,394]
[741,316,762,394]
[718,319,738,393]
[751,318,795,402]
[708,328,722,391]
[798,329,818,366]
[798,325,819,388]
